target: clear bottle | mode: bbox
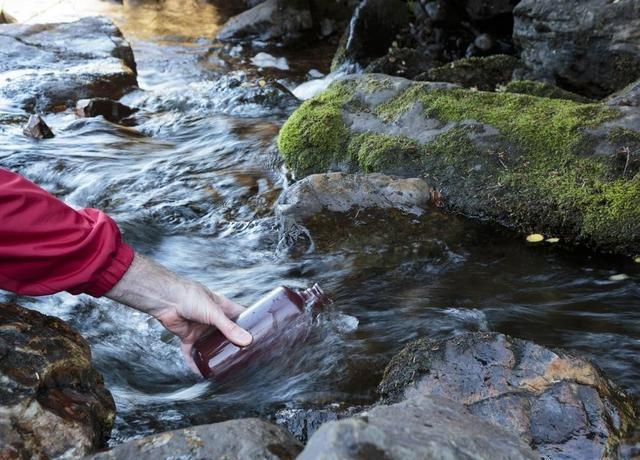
[192,284,331,380]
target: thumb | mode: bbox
[208,309,253,347]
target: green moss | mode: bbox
[504,80,591,103]
[348,133,421,172]
[359,76,395,94]
[277,81,355,177]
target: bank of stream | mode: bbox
[1,1,639,446]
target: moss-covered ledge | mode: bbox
[277,74,640,255]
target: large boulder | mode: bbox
[0,303,115,459]
[298,395,537,460]
[84,418,303,459]
[513,0,640,99]
[277,74,640,255]
[217,0,313,42]
[378,332,637,459]
[0,16,137,111]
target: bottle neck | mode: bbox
[299,284,331,310]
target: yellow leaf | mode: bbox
[258,79,267,88]
[634,256,640,263]
[545,237,560,243]
[526,234,544,243]
[609,274,629,281]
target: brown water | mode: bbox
[1,1,640,445]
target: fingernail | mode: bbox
[235,328,253,346]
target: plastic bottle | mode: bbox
[192,284,331,380]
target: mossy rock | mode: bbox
[278,74,640,254]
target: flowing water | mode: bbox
[1,1,640,445]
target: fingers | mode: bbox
[197,287,253,347]
[180,342,202,375]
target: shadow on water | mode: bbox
[1,0,640,446]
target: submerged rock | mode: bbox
[0,303,115,459]
[84,418,302,459]
[607,79,640,108]
[217,0,313,42]
[378,332,637,459]
[0,17,138,111]
[76,98,137,124]
[23,114,54,139]
[513,0,640,98]
[423,54,523,91]
[277,172,432,220]
[277,73,640,255]
[298,395,537,460]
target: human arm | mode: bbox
[0,168,251,366]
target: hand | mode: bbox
[105,252,252,372]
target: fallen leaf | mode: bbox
[609,274,630,281]
[546,237,560,243]
[526,234,544,243]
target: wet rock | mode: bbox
[513,0,640,99]
[23,114,54,139]
[423,54,522,91]
[277,73,640,255]
[0,16,138,111]
[277,172,432,221]
[217,0,313,42]
[378,332,637,459]
[330,0,410,71]
[0,302,115,459]
[504,80,592,103]
[84,418,302,459]
[272,404,363,443]
[298,395,538,460]
[76,98,137,124]
[607,79,640,108]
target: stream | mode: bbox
[1,0,640,445]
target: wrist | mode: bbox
[105,252,185,317]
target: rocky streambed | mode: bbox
[2,1,640,459]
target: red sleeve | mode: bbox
[0,168,134,297]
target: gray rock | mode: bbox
[607,79,640,107]
[277,172,432,222]
[84,418,302,460]
[0,303,115,460]
[23,114,54,139]
[298,395,538,460]
[217,0,313,42]
[513,0,640,98]
[0,16,137,111]
[378,332,637,460]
